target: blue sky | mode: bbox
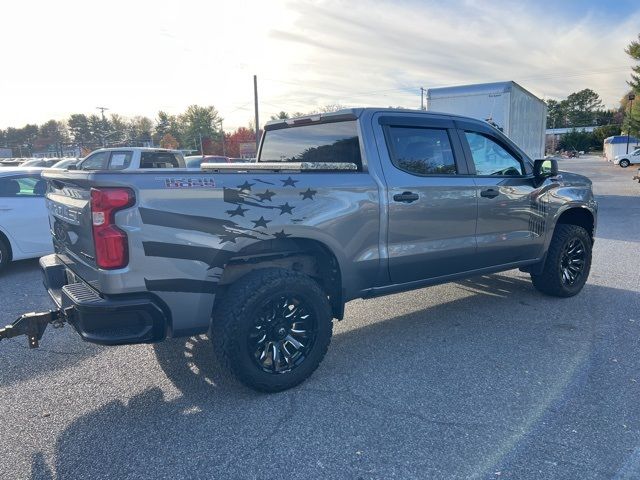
[1,0,639,129]
[534,0,639,17]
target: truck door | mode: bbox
[374,114,478,284]
[456,121,545,267]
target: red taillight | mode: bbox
[90,188,134,269]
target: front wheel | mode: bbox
[531,224,592,297]
[211,268,333,392]
[619,159,631,168]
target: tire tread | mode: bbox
[211,268,332,392]
[531,224,591,297]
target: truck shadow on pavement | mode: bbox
[30,273,640,479]
[0,260,103,388]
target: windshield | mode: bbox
[52,159,77,168]
[21,159,43,167]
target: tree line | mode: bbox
[548,33,640,152]
[0,105,257,158]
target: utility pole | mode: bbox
[96,106,109,120]
[96,106,109,147]
[254,75,260,151]
[627,93,635,154]
[199,132,204,157]
[420,87,425,110]
[219,119,225,157]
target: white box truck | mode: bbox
[427,81,547,160]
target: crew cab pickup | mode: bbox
[0,108,597,391]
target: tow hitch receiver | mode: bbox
[0,310,66,348]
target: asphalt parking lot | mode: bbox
[1,155,639,480]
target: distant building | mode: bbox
[0,147,11,158]
[32,146,81,158]
[604,135,640,161]
[545,126,598,153]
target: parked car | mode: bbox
[185,155,229,169]
[3,108,597,392]
[76,148,185,170]
[51,158,80,169]
[0,158,26,167]
[614,148,640,168]
[0,168,53,271]
[21,158,60,168]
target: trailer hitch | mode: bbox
[0,310,67,348]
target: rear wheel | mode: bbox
[0,238,9,272]
[531,224,592,297]
[211,268,333,392]
[619,159,631,168]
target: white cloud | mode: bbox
[0,0,638,130]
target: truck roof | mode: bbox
[263,107,491,131]
[89,147,182,154]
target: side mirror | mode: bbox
[68,164,78,170]
[534,159,558,181]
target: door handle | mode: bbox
[393,191,419,203]
[480,188,500,199]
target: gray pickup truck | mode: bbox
[1,108,597,392]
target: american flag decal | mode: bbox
[140,176,314,293]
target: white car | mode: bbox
[76,147,185,170]
[0,168,53,271]
[614,148,640,168]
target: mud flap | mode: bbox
[0,310,66,348]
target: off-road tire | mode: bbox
[0,238,10,272]
[619,159,630,168]
[211,268,333,392]
[531,224,592,297]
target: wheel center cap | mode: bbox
[277,327,287,339]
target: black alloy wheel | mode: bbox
[249,295,317,374]
[560,238,586,286]
[530,224,592,297]
[211,268,333,392]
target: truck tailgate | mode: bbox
[44,172,99,284]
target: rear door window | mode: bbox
[386,126,457,175]
[108,151,133,170]
[260,121,361,169]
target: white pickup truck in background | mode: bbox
[73,147,186,171]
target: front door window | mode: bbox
[464,131,523,176]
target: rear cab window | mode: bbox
[259,120,362,170]
[140,151,183,168]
